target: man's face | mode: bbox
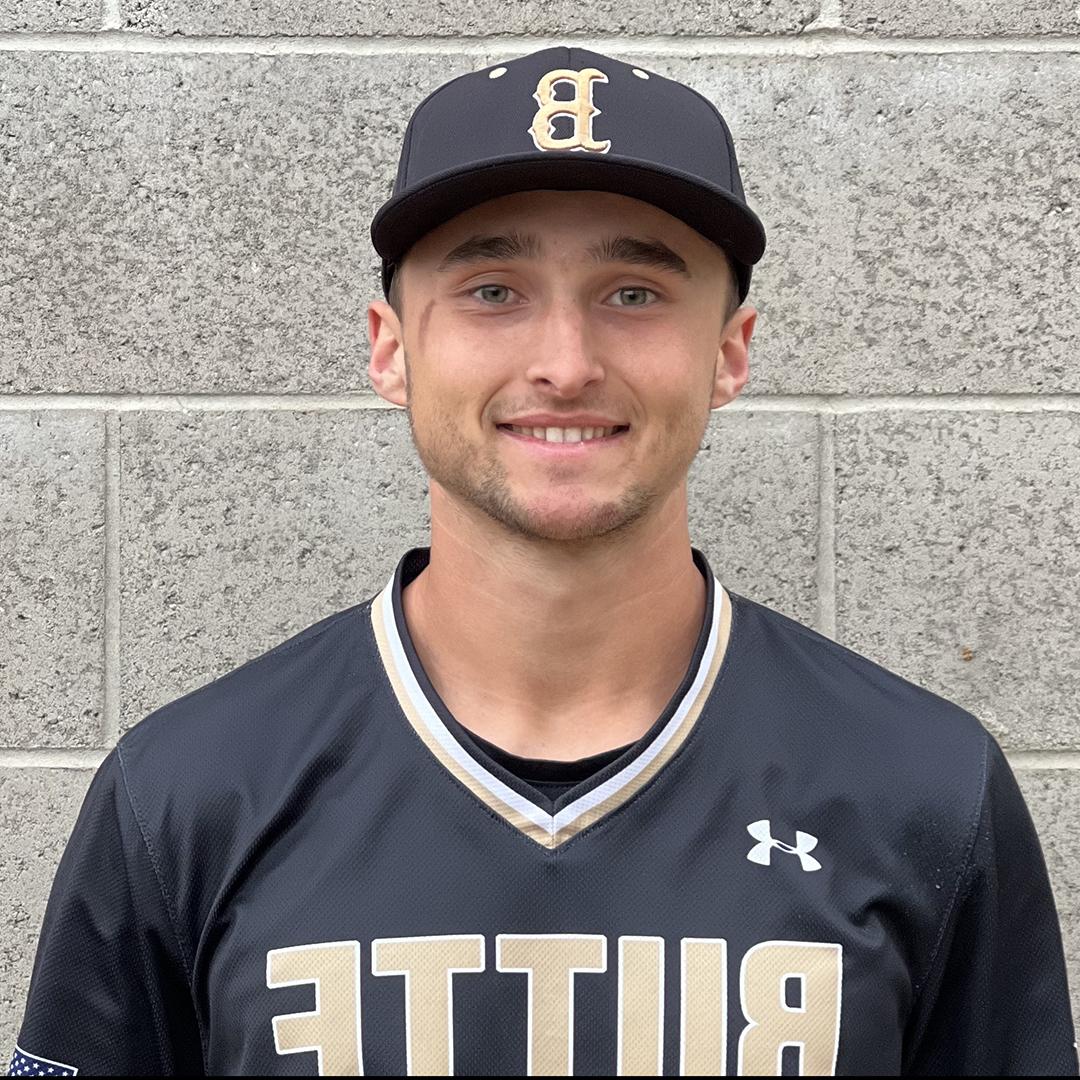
[368,189,756,544]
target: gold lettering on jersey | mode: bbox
[737,941,843,1076]
[618,937,664,1075]
[681,938,728,1076]
[267,941,363,1076]
[529,68,612,153]
[371,935,485,1076]
[496,934,607,1075]
[266,935,843,1076]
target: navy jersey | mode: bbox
[9,547,1077,1076]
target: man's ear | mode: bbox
[711,305,756,409]
[367,299,408,406]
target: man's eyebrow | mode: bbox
[435,232,542,271]
[587,235,691,278]
[433,231,691,278]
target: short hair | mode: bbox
[387,264,405,320]
[386,250,741,324]
[719,254,741,324]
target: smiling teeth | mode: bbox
[506,425,619,442]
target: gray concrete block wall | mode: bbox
[835,411,1080,750]
[118,408,430,731]
[117,1,821,37]
[841,0,1080,36]
[0,414,106,747]
[4,48,1078,396]
[2,1,1079,1062]
[0,2,102,32]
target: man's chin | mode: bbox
[425,466,656,541]
[483,496,652,544]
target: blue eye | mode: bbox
[610,287,656,307]
[473,284,513,303]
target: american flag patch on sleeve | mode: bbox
[7,1047,77,1076]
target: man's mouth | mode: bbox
[497,424,630,444]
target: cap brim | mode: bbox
[370,153,766,304]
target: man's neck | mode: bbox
[401,494,708,762]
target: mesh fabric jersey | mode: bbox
[9,547,1078,1076]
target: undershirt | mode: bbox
[461,728,635,802]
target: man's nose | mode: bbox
[522,298,606,397]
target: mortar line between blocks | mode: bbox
[1,31,1080,56]
[735,395,1080,413]
[805,0,843,31]
[0,748,1074,772]
[0,394,396,411]
[816,411,837,641]
[3,393,1080,412]
[1006,751,1080,771]
[103,413,121,747]
[0,750,110,769]
[101,0,122,31]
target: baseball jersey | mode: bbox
[9,546,1077,1076]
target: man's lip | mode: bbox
[497,416,629,428]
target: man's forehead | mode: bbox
[417,189,709,255]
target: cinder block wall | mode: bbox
[2,0,1078,1053]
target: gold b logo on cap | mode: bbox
[528,68,612,153]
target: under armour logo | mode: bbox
[528,67,611,153]
[746,820,822,872]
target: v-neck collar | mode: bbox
[369,546,734,850]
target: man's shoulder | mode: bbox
[114,597,378,802]
[721,590,1007,928]
[726,589,993,802]
[85,596,384,960]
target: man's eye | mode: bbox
[609,286,657,307]
[472,284,514,304]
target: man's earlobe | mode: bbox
[367,300,408,407]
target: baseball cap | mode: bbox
[370,46,766,304]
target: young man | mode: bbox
[9,47,1077,1077]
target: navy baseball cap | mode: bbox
[370,47,766,304]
